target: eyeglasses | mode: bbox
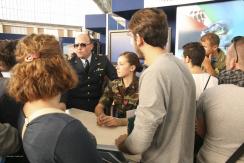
[74,42,91,48]
[231,36,243,63]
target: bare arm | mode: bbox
[196,92,207,138]
[100,116,128,127]
[115,134,133,154]
[95,103,106,126]
[94,103,105,117]
[203,56,216,76]
[196,118,206,138]
[95,104,128,126]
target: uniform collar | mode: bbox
[118,76,139,90]
[80,54,92,65]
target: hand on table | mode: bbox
[97,114,120,127]
[97,113,106,126]
[115,134,128,151]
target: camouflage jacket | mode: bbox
[202,48,226,76]
[213,48,226,75]
[99,77,139,118]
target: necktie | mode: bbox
[84,59,90,73]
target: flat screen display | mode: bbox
[175,0,244,59]
[109,29,171,64]
[109,30,136,64]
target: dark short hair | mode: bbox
[0,40,18,70]
[120,51,143,72]
[201,32,220,46]
[128,8,168,48]
[183,42,205,67]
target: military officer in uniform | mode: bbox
[63,32,117,112]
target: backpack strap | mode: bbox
[203,75,211,91]
[226,143,244,163]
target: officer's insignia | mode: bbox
[95,68,104,72]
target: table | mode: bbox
[67,108,141,162]
[66,108,127,151]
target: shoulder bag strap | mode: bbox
[226,143,244,163]
[203,75,211,91]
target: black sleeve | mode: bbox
[104,56,117,80]
[0,123,20,155]
[54,120,102,163]
[0,78,8,97]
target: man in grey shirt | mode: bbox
[196,36,244,163]
[115,8,196,163]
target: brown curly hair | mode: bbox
[8,34,78,103]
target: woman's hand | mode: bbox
[97,115,121,127]
[97,113,106,126]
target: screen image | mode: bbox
[109,29,171,64]
[62,43,74,55]
[175,0,244,59]
[109,30,136,64]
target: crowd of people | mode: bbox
[0,7,243,163]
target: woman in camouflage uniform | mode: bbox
[95,51,142,127]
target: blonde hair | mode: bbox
[8,34,78,102]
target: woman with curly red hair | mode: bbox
[8,34,101,163]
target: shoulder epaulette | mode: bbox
[97,54,104,57]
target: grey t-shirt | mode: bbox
[125,53,196,163]
[197,84,244,163]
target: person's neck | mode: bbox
[211,49,219,57]
[143,46,167,66]
[186,63,204,74]
[23,94,62,118]
[79,54,92,60]
[122,74,134,88]
[235,63,244,71]
[190,65,205,74]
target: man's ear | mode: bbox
[212,45,218,52]
[130,65,136,72]
[185,56,191,63]
[90,43,94,49]
[135,34,144,47]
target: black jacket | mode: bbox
[64,54,117,112]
